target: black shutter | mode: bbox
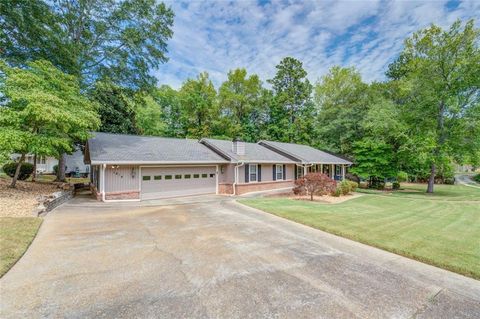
[283,164,286,180]
[245,164,249,183]
[258,165,262,182]
[273,165,276,181]
[294,166,297,180]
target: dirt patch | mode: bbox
[0,178,58,217]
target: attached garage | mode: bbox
[141,166,217,200]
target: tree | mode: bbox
[218,68,265,141]
[267,57,314,143]
[314,66,369,155]
[293,173,336,201]
[350,139,397,188]
[153,85,184,137]
[133,92,166,136]
[179,72,218,138]
[90,81,138,134]
[0,60,99,187]
[387,19,480,193]
[1,0,174,89]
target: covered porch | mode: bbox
[296,163,348,181]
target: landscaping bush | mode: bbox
[2,162,34,180]
[397,171,408,183]
[345,173,360,183]
[347,181,358,192]
[331,187,342,197]
[392,181,400,190]
[53,164,58,175]
[294,173,336,200]
[339,180,351,195]
[444,177,455,185]
[474,174,480,183]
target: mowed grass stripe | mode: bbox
[239,184,480,279]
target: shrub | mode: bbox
[339,180,351,195]
[397,171,408,183]
[392,181,400,190]
[53,164,58,175]
[473,174,480,183]
[444,177,455,185]
[331,187,342,197]
[294,173,336,200]
[2,162,34,180]
[345,172,360,183]
[347,181,358,192]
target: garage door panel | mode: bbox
[141,166,216,199]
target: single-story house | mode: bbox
[84,132,352,201]
[12,150,90,176]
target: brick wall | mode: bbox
[105,190,140,200]
[218,183,234,195]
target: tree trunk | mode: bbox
[10,154,25,188]
[32,154,37,182]
[310,190,313,201]
[427,163,435,193]
[56,153,66,182]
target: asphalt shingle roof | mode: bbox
[201,138,296,163]
[259,140,352,165]
[87,132,229,164]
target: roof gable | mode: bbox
[201,138,296,163]
[258,140,352,165]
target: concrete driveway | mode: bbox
[1,195,479,318]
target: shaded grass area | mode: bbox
[0,217,42,277]
[240,184,480,279]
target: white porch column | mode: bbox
[331,164,334,179]
[342,165,345,181]
[320,164,323,174]
[303,165,307,176]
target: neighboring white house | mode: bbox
[11,149,90,176]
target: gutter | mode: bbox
[233,162,245,195]
[101,163,106,202]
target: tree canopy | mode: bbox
[1,0,174,89]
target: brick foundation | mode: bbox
[105,190,140,200]
[223,180,294,195]
[218,183,234,195]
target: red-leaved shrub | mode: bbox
[293,173,336,201]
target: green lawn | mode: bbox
[0,217,42,277]
[239,184,480,279]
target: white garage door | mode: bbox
[141,166,217,200]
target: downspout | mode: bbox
[233,162,245,195]
[102,164,106,202]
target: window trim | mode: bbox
[249,164,258,182]
[275,164,283,180]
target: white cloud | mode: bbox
[155,0,480,88]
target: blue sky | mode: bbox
[156,0,480,88]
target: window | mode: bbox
[201,173,208,178]
[276,164,283,180]
[209,173,215,178]
[249,164,257,182]
[142,176,151,181]
[165,175,172,180]
[154,175,162,180]
[193,174,200,178]
[184,174,191,179]
[296,166,304,179]
[36,156,46,164]
[175,174,182,179]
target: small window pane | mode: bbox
[210,173,215,178]
[193,174,200,178]
[165,175,172,180]
[201,173,208,178]
[142,176,151,181]
[184,174,191,179]
[175,174,182,179]
[154,175,162,180]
